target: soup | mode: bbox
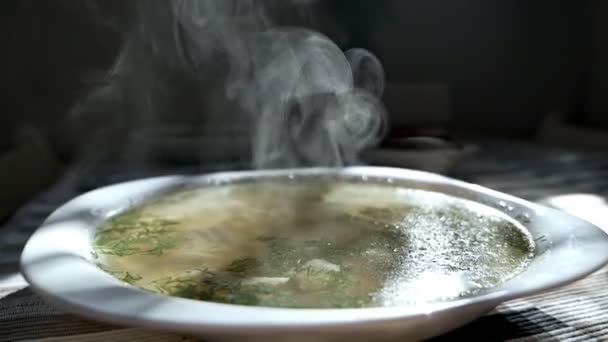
[92,177,534,308]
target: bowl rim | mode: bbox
[19,166,608,333]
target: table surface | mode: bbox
[2,141,608,341]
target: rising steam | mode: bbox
[69,0,387,169]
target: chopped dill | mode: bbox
[121,272,142,285]
[96,264,142,286]
[93,209,181,257]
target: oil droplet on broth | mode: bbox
[92,177,534,309]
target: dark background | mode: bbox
[3,0,607,143]
[1,0,607,217]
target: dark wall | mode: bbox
[0,0,595,153]
[335,0,592,136]
[586,0,608,129]
[1,1,118,151]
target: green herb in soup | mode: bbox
[93,179,534,308]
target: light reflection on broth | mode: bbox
[93,178,534,308]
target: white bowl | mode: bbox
[20,167,608,341]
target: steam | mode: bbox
[69,0,387,169]
[238,28,386,167]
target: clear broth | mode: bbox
[93,178,534,308]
